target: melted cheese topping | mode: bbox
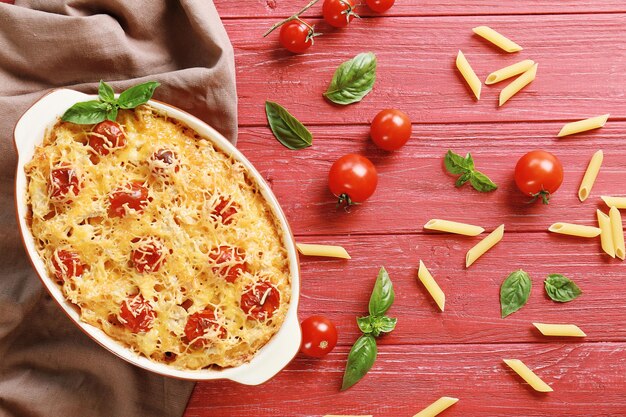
[25,106,291,369]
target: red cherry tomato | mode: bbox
[209,246,248,283]
[366,0,395,12]
[132,237,166,273]
[240,281,280,320]
[514,150,564,204]
[323,0,357,28]
[150,148,180,174]
[119,294,156,333]
[49,165,81,201]
[279,19,314,54]
[370,109,412,151]
[300,315,338,358]
[328,154,378,205]
[89,121,126,155]
[212,196,239,225]
[52,249,84,283]
[184,308,227,348]
[108,182,149,217]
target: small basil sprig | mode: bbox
[62,80,160,124]
[500,269,532,318]
[544,274,582,302]
[265,101,313,150]
[342,267,396,391]
[444,150,497,192]
[324,52,377,105]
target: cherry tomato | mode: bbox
[300,315,338,358]
[212,196,239,225]
[108,182,149,217]
[150,148,180,174]
[184,308,227,349]
[240,281,280,320]
[49,165,81,201]
[514,150,564,204]
[209,246,248,283]
[119,294,156,333]
[366,0,395,12]
[323,0,357,28]
[279,19,314,54]
[52,249,84,283]
[370,109,412,151]
[328,154,378,205]
[89,120,126,155]
[132,237,166,273]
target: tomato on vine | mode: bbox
[323,0,359,28]
[300,315,338,358]
[514,150,563,204]
[328,154,378,206]
[366,0,395,13]
[264,0,322,54]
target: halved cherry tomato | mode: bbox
[212,196,239,225]
[366,0,395,12]
[209,246,247,283]
[279,19,314,54]
[49,165,81,201]
[132,237,166,273]
[119,294,156,333]
[150,148,180,174]
[328,154,378,205]
[300,315,338,358]
[52,249,84,283]
[108,182,149,217]
[323,0,357,28]
[370,109,412,151]
[184,308,227,348]
[240,281,280,320]
[514,150,564,204]
[89,120,126,155]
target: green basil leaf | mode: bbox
[368,267,394,317]
[61,100,109,124]
[464,153,475,171]
[469,171,498,192]
[444,150,472,175]
[544,274,582,302]
[265,101,313,150]
[106,106,119,122]
[356,316,374,334]
[98,80,115,103]
[324,52,377,105]
[341,334,377,391]
[371,316,397,337]
[455,172,471,187]
[500,269,532,318]
[117,81,160,109]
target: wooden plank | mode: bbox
[184,342,626,417]
[222,14,626,126]
[237,122,626,236]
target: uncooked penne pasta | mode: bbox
[418,261,445,312]
[503,359,553,392]
[578,150,603,202]
[423,219,484,236]
[499,63,537,106]
[456,50,481,100]
[601,196,626,209]
[485,59,535,84]
[466,224,504,267]
[296,243,351,259]
[413,397,459,417]
[548,223,601,238]
[597,210,616,258]
[472,26,523,52]
[533,323,586,337]
[557,114,609,137]
[609,206,625,260]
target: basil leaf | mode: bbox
[500,269,532,318]
[545,274,582,302]
[469,171,498,192]
[341,334,377,391]
[98,80,115,103]
[106,106,118,122]
[371,316,397,337]
[455,172,471,187]
[265,101,313,150]
[444,150,472,175]
[61,100,109,124]
[368,267,394,317]
[117,81,160,109]
[464,153,475,171]
[324,52,377,105]
[356,316,373,334]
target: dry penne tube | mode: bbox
[296,243,351,259]
[548,223,601,238]
[418,261,445,312]
[466,224,504,267]
[499,63,537,106]
[485,59,535,84]
[456,50,481,100]
[472,26,522,52]
[601,196,626,209]
[557,114,610,137]
[597,210,616,258]
[413,397,459,417]
[503,359,553,392]
[578,150,603,202]
[533,323,586,337]
[423,219,484,236]
[609,206,625,260]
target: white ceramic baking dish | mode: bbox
[13,89,301,384]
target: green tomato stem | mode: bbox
[263,0,320,37]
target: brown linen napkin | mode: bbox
[0,1,237,416]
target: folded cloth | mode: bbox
[0,1,237,416]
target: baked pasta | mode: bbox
[24,105,291,370]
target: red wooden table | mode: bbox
[185,1,626,416]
